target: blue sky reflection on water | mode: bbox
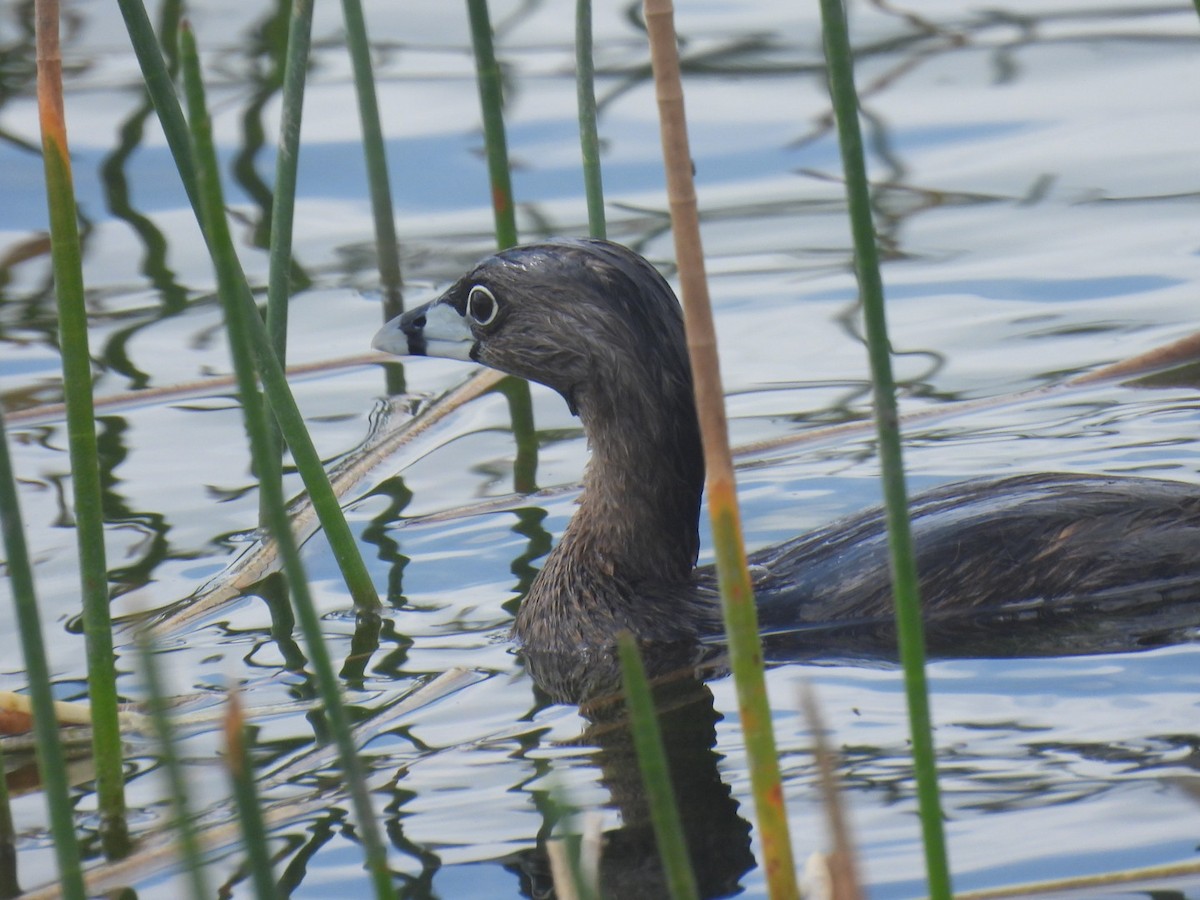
[0,119,845,228]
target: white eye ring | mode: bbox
[467,284,499,326]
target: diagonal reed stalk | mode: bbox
[817,0,951,896]
[33,0,128,856]
[0,409,86,899]
[641,1,799,897]
[179,24,395,898]
[617,635,699,900]
[116,0,382,614]
[575,0,606,239]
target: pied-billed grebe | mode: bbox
[373,239,1200,655]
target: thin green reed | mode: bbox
[617,635,699,900]
[0,412,86,900]
[263,2,309,323]
[223,691,279,899]
[466,0,518,249]
[342,0,404,318]
[342,0,406,402]
[575,0,606,239]
[179,25,395,898]
[0,738,15,900]
[117,0,382,613]
[136,633,212,899]
[34,0,128,855]
[465,0,540,495]
[260,0,316,517]
[115,0,198,206]
[817,1,951,896]
[495,375,538,493]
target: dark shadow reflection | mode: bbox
[509,653,755,900]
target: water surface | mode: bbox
[2,1,1200,896]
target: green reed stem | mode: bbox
[269,0,315,338]
[641,2,799,896]
[495,375,538,493]
[223,691,278,899]
[617,635,699,900]
[260,0,315,524]
[817,1,951,897]
[136,633,212,899]
[115,0,198,209]
[0,745,15,900]
[34,0,128,855]
[117,0,381,613]
[0,738,15,900]
[466,0,518,250]
[466,0,539,487]
[0,411,86,900]
[242,301,383,610]
[341,0,403,317]
[250,305,383,612]
[575,0,606,239]
[180,26,394,898]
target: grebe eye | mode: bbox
[467,285,499,326]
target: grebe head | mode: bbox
[374,239,710,653]
[372,239,693,424]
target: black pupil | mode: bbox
[471,290,493,322]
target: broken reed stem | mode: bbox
[35,0,128,856]
[642,1,799,896]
